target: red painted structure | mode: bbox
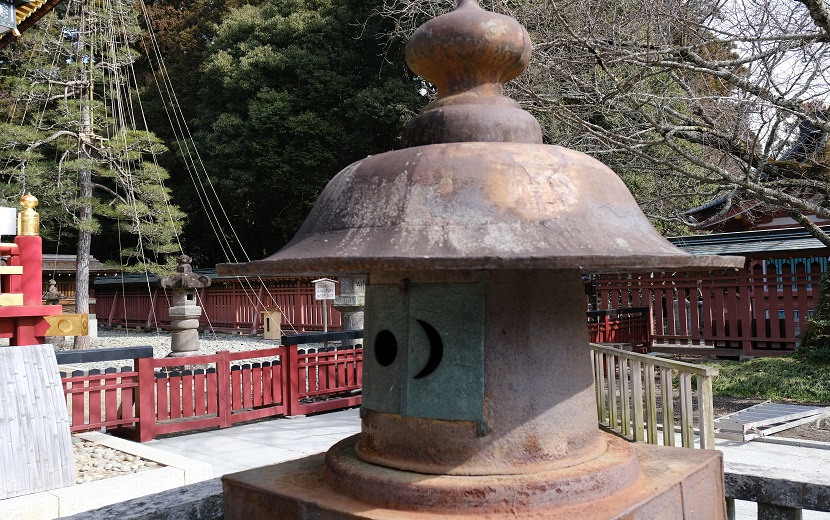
[60,345,363,441]
[0,235,61,345]
[95,278,341,334]
[589,264,820,356]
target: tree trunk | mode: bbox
[74,1,92,350]
[73,187,91,350]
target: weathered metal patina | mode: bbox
[220,0,736,518]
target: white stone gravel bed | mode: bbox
[71,437,161,484]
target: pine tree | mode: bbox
[0,0,185,347]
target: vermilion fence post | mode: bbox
[217,351,232,428]
[135,357,156,442]
[285,345,300,416]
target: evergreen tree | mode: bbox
[0,0,185,346]
[192,0,423,260]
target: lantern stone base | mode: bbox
[222,433,726,519]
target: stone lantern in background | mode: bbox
[159,255,211,357]
[219,1,743,517]
[332,275,366,346]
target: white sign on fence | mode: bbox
[312,278,337,300]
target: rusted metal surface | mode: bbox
[221,1,729,518]
[357,271,604,476]
[217,143,743,277]
[326,433,639,513]
[401,0,542,146]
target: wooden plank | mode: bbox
[648,345,740,357]
[194,371,207,417]
[71,372,86,428]
[781,270,796,343]
[88,370,103,427]
[751,270,767,350]
[105,370,119,426]
[660,367,675,447]
[608,353,618,432]
[252,363,263,407]
[663,287,678,344]
[619,358,631,437]
[169,373,182,419]
[134,357,157,441]
[285,347,301,416]
[231,367,243,411]
[272,362,283,404]
[653,286,667,343]
[242,365,253,409]
[182,371,194,418]
[155,416,223,435]
[700,278,714,342]
[711,282,725,342]
[698,375,715,449]
[156,373,170,421]
[297,396,362,415]
[688,285,701,341]
[326,351,337,391]
[217,351,232,427]
[631,360,644,442]
[594,351,606,424]
[797,270,811,336]
[120,368,136,422]
[676,287,690,340]
[679,372,694,448]
[206,369,218,416]
[262,363,273,405]
[644,364,658,444]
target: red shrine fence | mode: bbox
[95,278,341,334]
[589,264,820,356]
[57,342,362,442]
[95,266,820,356]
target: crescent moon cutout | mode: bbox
[414,319,443,379]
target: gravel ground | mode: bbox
[59,327,281,356]
[71,437,160,484]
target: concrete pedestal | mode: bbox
[222,436,726,519]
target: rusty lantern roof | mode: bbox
[217,0,743,277]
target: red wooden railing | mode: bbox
[63,366,140,432]
[587,307,650,350]
[59,343,362,441]
[95,279,341,334]
[590,264,821,355]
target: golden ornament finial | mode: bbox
[17,193,39,236]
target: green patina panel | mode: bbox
[363,282,485,422]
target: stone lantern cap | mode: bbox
[159,255,212,290]
[217,0,743,278]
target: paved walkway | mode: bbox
[146,408,362,476]
[145,408,830,518]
